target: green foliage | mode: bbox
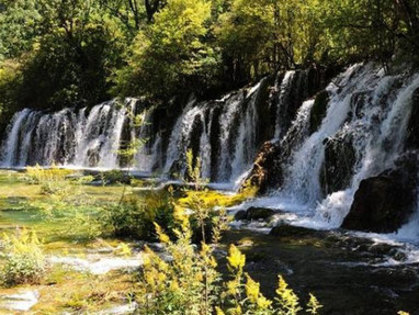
[0,0,126,110]
[0,0,418,111]
[104,191,175,240]
[0,229,46,287]
[0,58,23,130]
[24,164,74,184]
[113,0,220,99]
[0,0,42,60]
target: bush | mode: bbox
[104,191,175,240]
[24,164,74,184]
[0,229,46,287]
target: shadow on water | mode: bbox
[221,229,419,315]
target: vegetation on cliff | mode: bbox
[0,0,418,123]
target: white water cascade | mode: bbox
[246,64,419,240]
[1,63,418,236]
[0,78,281,184]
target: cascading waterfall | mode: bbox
[256,63,419,240]
[0,79,274,184]
[0,99,144,170]
[314,69,419,229]
[1,63,418,240]
[275,64,368,208]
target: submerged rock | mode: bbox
[48,253,143,275]
[343,158,418,233]
[269,225,322,238]
[0,290,39,312]
[99,302,138,315]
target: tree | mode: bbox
[0,0,42,60]
[114,0,220,100]
[0,0,126,109]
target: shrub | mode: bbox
[24,164,73,184]
[0,229,46,287]
[104,191,175,240]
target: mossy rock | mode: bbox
[245,141,283,194]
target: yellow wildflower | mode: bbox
[245,274,260,303]
[227,244,245,270]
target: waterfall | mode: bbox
[243,63,418,237]
[1,63,418,236]
[313,70,419,229]
[1,109,32,167]
[0,99,149,170]
[0,78,273,184]
[275,64,366,207]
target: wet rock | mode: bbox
[254,76,275,143]
[209,105,223,181]
[342,159,417,233]
[234,207,276,221]
[234,210,247,221]
[275,69,322,137]
[368,243,396,256]
[309,90,329,134]
[406,87,419,149]
[188,114,205,178]
[320,133,356,195]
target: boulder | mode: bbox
[247,207,276,220]
[342,158,417,233]
[234,210,247,221]
[234,207,276,221]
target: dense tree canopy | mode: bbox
[0,0,418,115]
